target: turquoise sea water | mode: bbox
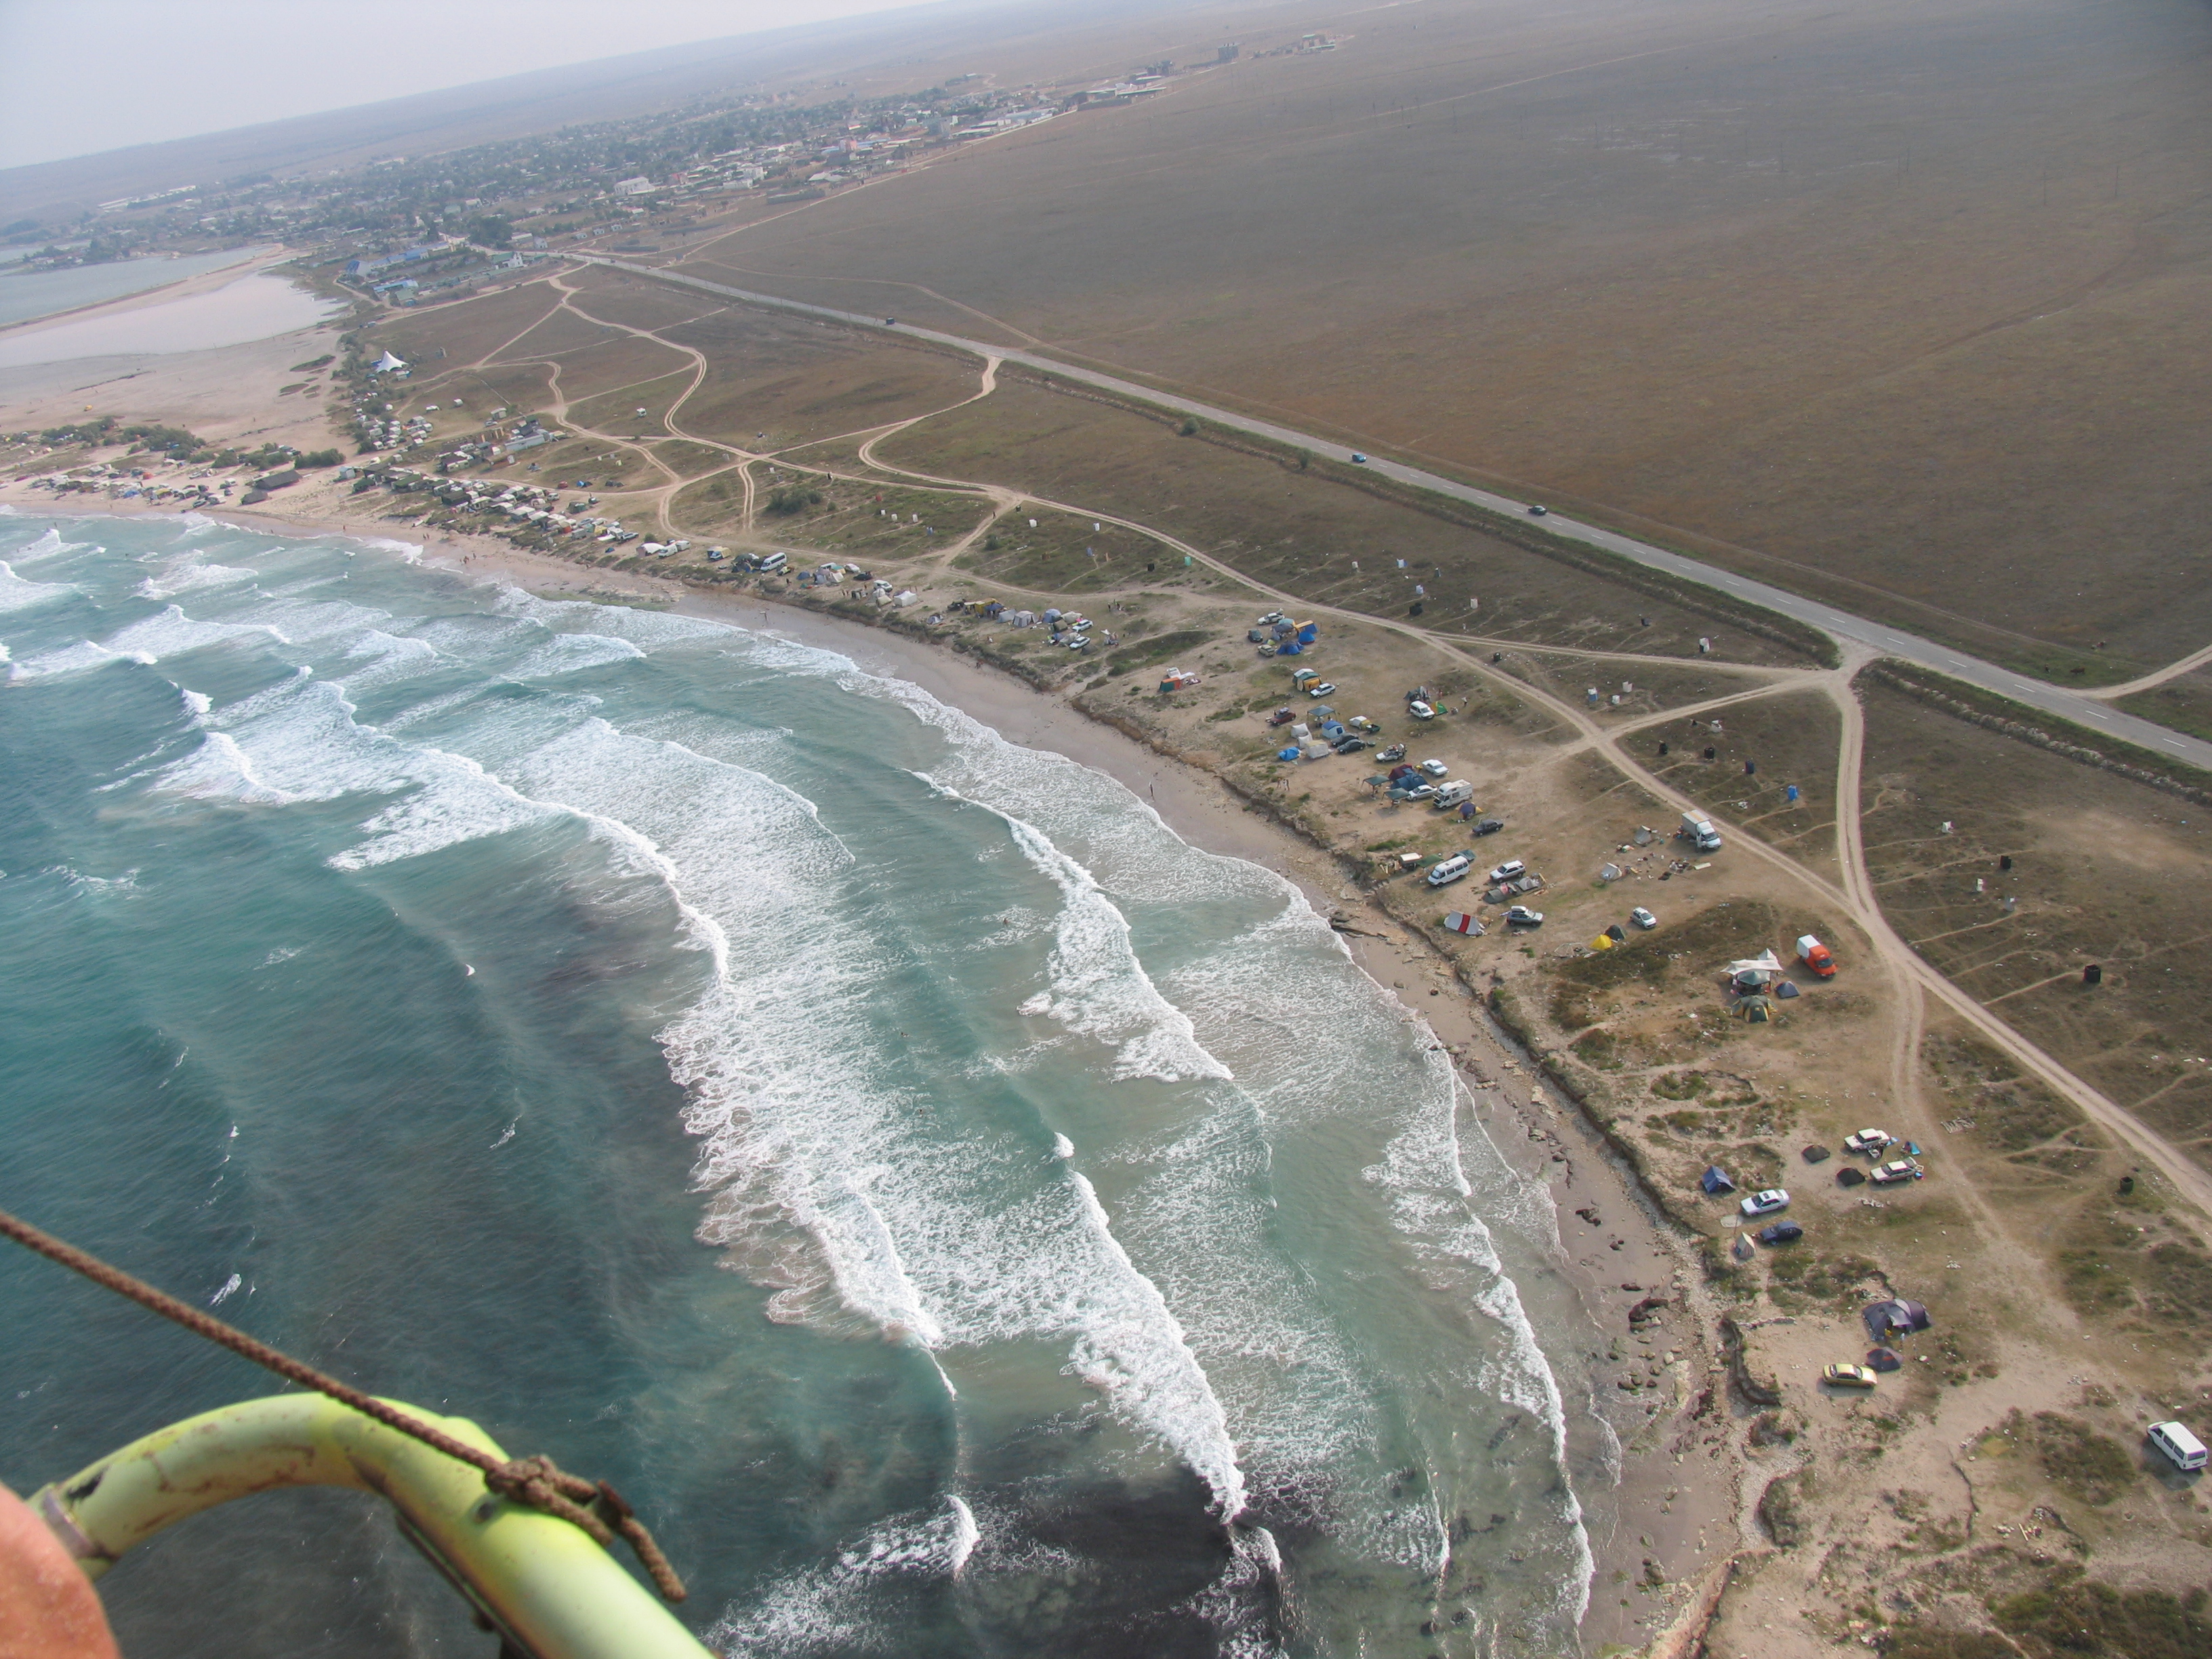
[0,512,1604,1656]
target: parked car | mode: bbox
[1471,817,1505,836]
[1307,682,1337,697]
[1740,1189,1790,1217]
[1527,504,1549,516]
[1629,907,1658,930]
[1333,737,1370,754]
[1823,1364,1877,1389]
[1757,1221,1803,1244]
[1487,859,1527,886]
[1871,1160,1924,1185]
[1419,758,1449,777]
[1376,743,1407,762]
[1504,905,1544,927]
[1408,700,1436,720]
[1844,1128,1893,1154]
[1267,707,1296,726]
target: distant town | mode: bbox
[1,33,1342,312]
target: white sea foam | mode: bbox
[466,718,1248,1514]
[136,558,258,599]
[977,802,1229,1084]
[99,605,287,661]
[506,631,645,678]
[705,1499,979,1654]
[9,640,156,679]
[494,585,731,649]
[0,560,77,613]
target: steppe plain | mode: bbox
[7,1,2212,1654]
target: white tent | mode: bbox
[1724,949,1784,988]
[372,351,409,374]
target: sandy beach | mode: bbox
[1,489,1741,1653]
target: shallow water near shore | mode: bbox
[0,247,264,331]
[0,267,336,368]
[0,512,1596,1656]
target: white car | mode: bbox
[1844,1129,1893,1155]
[1871,1160,1923,1185]
[1307,682,1337,697]
[1504,905,1544,927]
[1487,859,1526,886]
[1740,1189,1790,1217]
[1629,907,1658,930]
[1408,701,1436,720]
[1419,758,1449,777]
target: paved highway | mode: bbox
[594,258,2212,776]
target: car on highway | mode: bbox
[1844,1128,1893,1154]
[1504,905,1544,927]
[1487,859,1527,885]
[1871,1160,1924,1185]
[1350,453,1368,464]
[1757,1221,1803,1245]
[1629,907,1658,930]
[1823,1364,1877,1389]
[1740,1189,1790,1217]
[1420,758,1449,777]
[1527,504,1548,516]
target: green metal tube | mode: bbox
[28,1393,712,1659]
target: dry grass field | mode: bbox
[674,0,2212,676]
[1644,689,1845,884]
[1857,677,2212,1172]
[878,375,1813,662]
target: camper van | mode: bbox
[1432,780,1476,811]
[2148,1420,2208,1471]
[1426,853,1473,888]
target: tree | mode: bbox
[469,216,513,249]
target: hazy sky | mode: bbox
[0,0,920,169]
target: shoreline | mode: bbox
[2,491,1740,1653]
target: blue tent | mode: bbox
[1278,640,1304,656]
[1298,623,1318,644]
[1700,1166,1736,1195]
[1277,746,1301,762]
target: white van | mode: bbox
[1426,853,1473,888]
[2148,1420,2208,1471]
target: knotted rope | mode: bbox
[0,1206,684,1603]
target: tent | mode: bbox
[1734,994,1774,1023]
[1862,1299,1932,1339]
[1866,1347,1904,1373]
[1700,1166,1736,1195]
[1774,980,1801,1000]
[372,351,409,373]
[1725,949,1784,991]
